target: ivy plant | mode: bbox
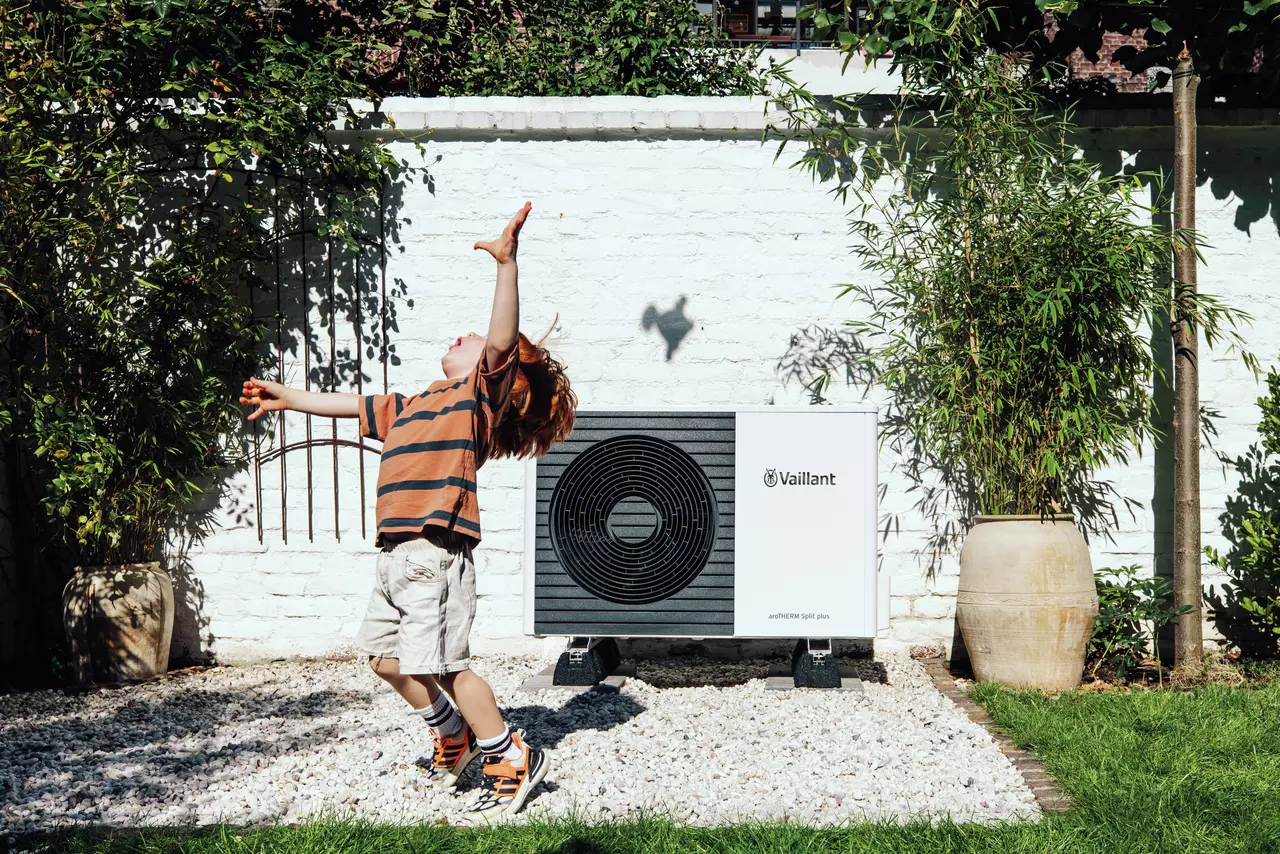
[1,0,396,568]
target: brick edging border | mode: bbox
[920,658,1072,814]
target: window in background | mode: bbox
[698,1,859,45]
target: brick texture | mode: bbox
[1045,15,1159,95]
[1072,30,1155,94]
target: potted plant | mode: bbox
[770,6,1251,689]
[17,260,272,685]
[11,221,265,687]
[36,402,179,685]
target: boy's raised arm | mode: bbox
[474,201,531,368]
[240,378,361,421]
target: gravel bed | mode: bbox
[0,652,1038,831]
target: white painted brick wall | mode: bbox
[174,98,1280,664]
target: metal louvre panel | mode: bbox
[533,410,735,636]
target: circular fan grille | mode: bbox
[548,435,719,605]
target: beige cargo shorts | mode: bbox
[355,531,476,675]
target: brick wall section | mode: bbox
[1069,29,1155,94]
[162,97,1279,664]
[1044,13,1157,95]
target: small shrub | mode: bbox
[1088,565,1191,682]
[1205,364,1280,658]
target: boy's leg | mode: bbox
[370,656,477,787]
[393,537,506,738]
[433,670,505,739]
[462,712,550,823]
[370,657,460,731]
[428,545,550,821]
[388,533,551,816]
[359,556,471,738]
[369,655,503,737]
[369,655,438,707]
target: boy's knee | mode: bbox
[369,655,399,678]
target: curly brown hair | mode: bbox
[488,330,576,460]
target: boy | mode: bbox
[240,202,576,821]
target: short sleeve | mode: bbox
[473,346,518,442]
[359,393,405,442]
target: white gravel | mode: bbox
[0,652,1037,830]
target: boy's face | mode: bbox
[442,332,486,379]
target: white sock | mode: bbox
[413,693,463,739]
[476,725,524,764]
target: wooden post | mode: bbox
[1171,45,1203,668]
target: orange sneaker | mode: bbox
[426,723,480,789]
[462,730,550,823]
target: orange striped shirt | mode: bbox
[361,348,517,545]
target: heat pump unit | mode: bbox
[523,407,883,648]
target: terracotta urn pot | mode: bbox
[956,515,1097,691]
[62,562,174,685]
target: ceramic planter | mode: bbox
[956,515,1097,691]
[62,562,174,685]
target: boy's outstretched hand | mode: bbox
[240,378,289,421]
[474,202,531,265]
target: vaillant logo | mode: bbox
[763,468,837,487]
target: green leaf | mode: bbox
[1150,17,1173,34]
[151,0,172,18]
[1244,0,1280,16]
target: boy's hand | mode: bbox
[474,202,531,265]
[240,378,289,421]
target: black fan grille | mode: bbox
[548,434,719,605]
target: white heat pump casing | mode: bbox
[732,409,878,637]
[523,406,879,639]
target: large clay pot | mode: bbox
[62,562,174,685]
[956,515,1097,691]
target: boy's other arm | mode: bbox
[240,378,361,421]
[474,201,531,368]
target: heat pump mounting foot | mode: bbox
[792,638,841,689]
[552,637,622,686]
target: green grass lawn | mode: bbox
[27,668,1280,854]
